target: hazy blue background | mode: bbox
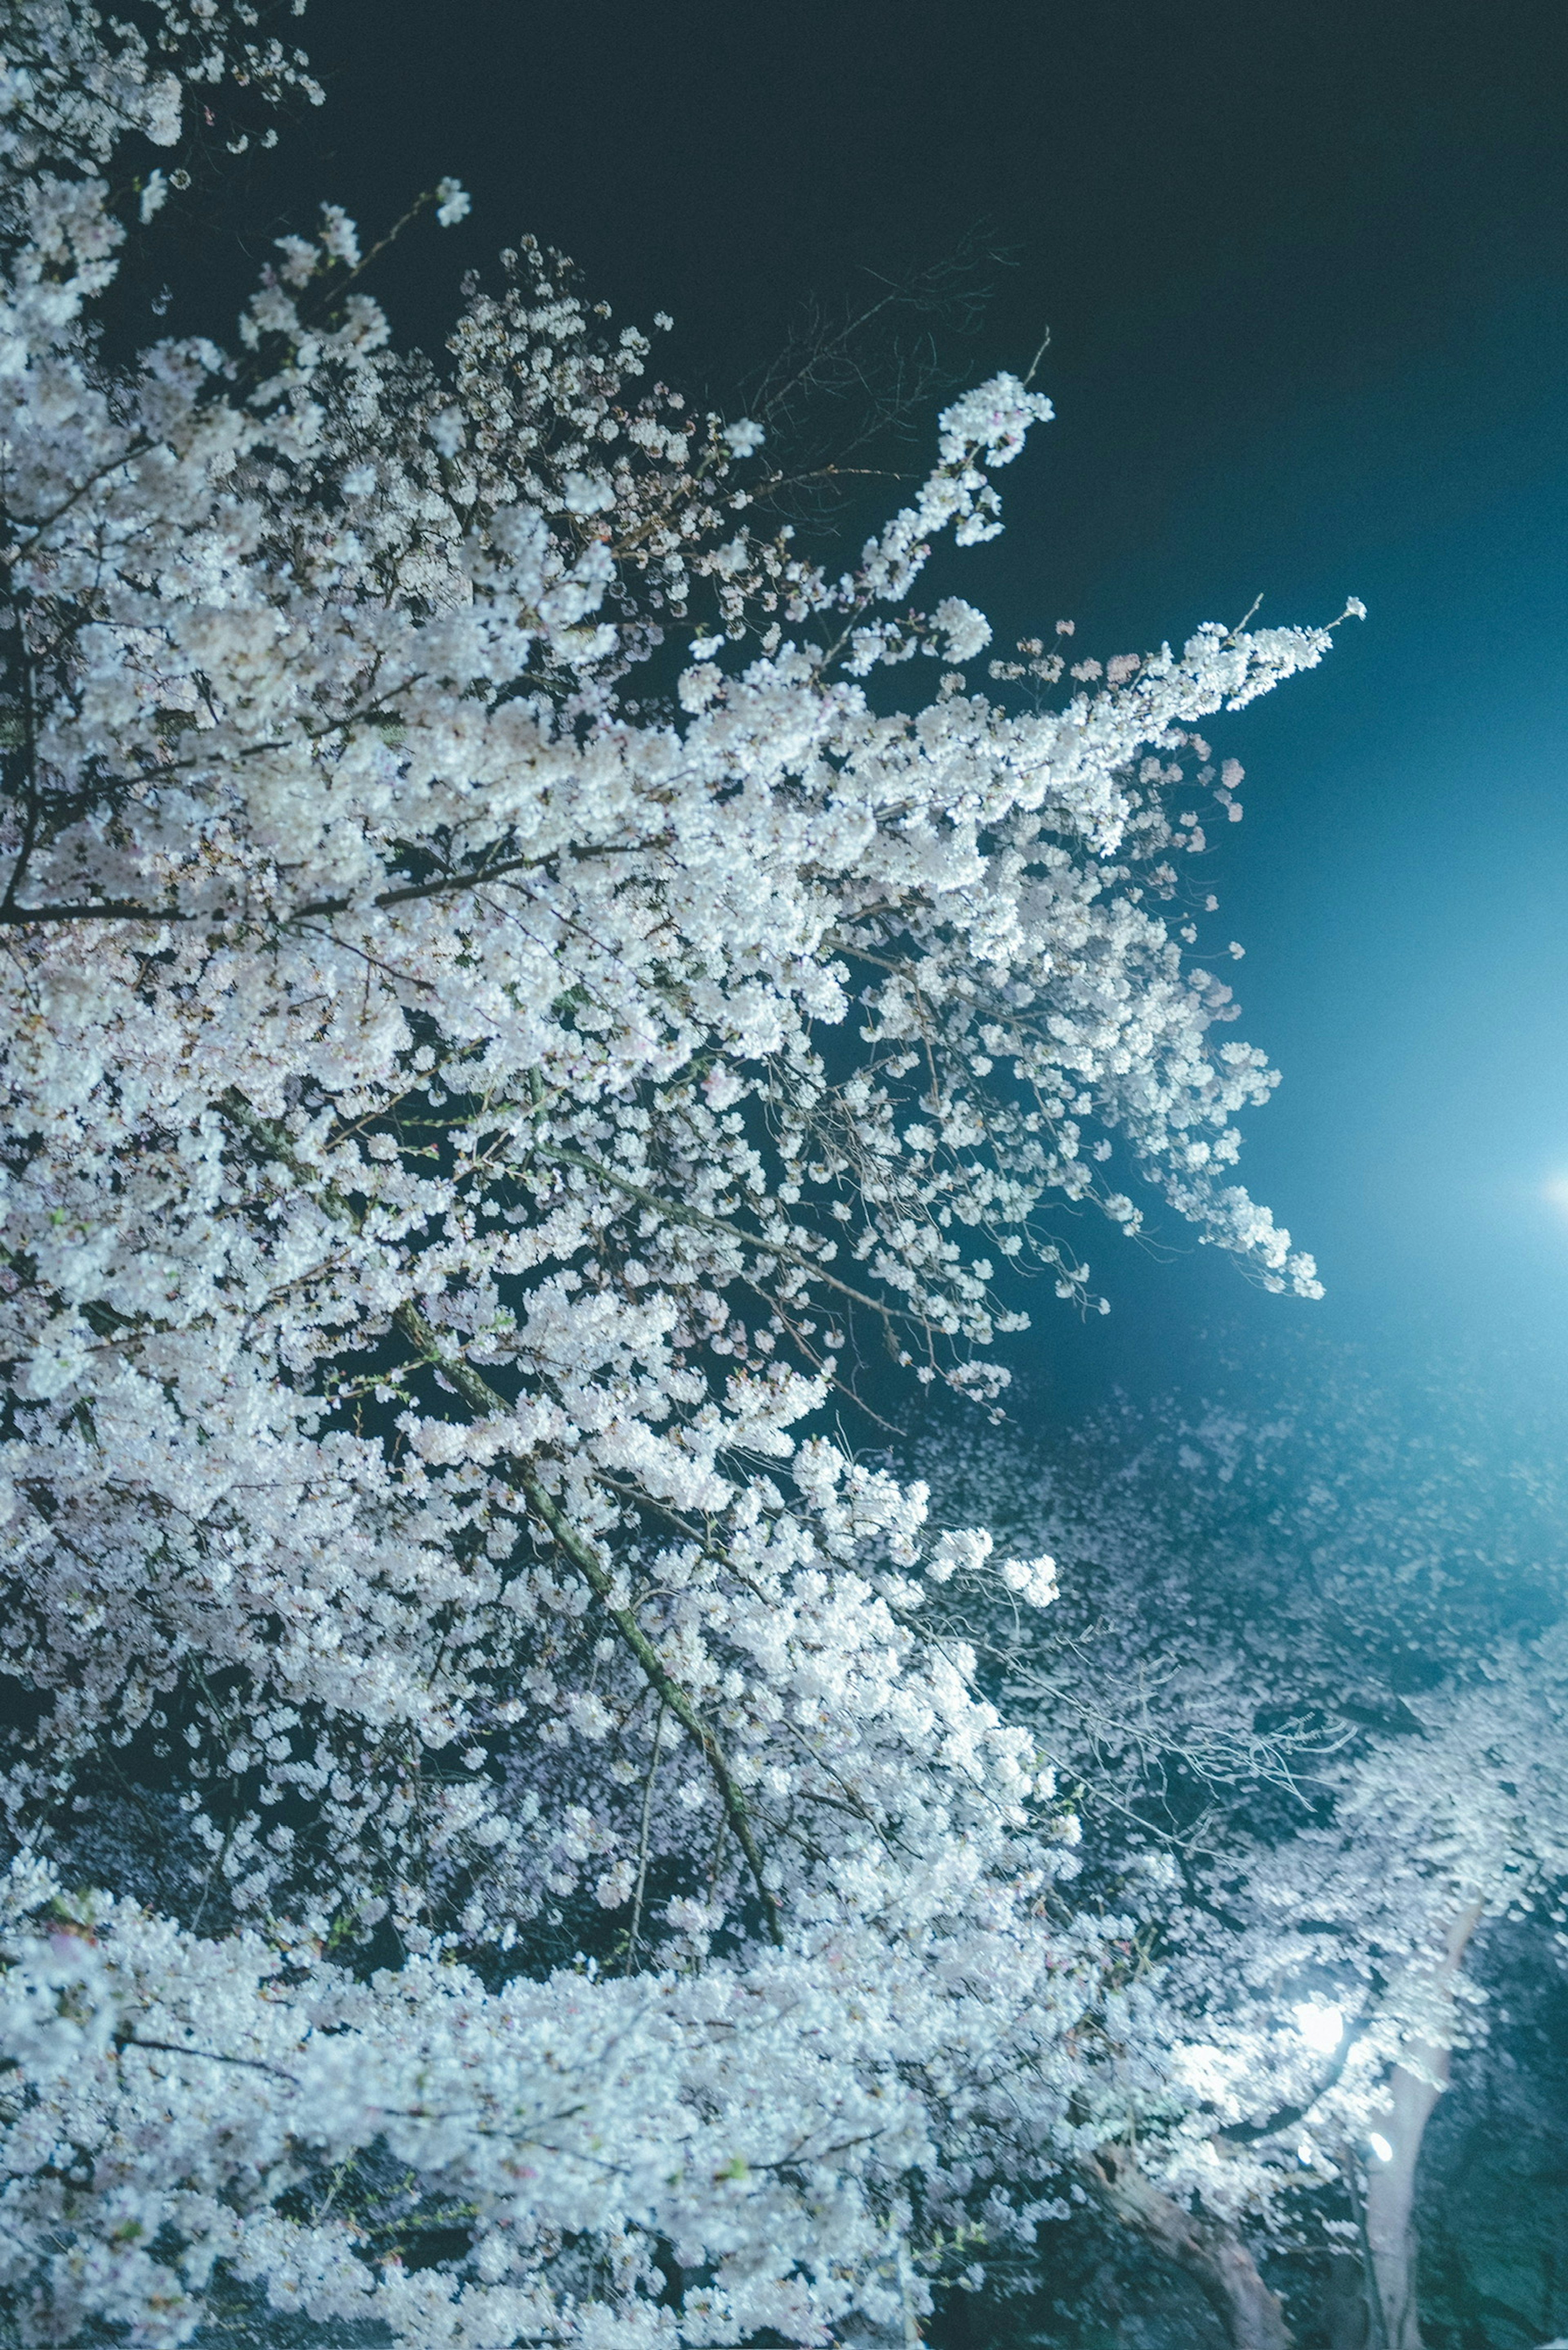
[201,0,1568,1412]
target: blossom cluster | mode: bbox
[0,3,1342,2339]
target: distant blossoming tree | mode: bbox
[0,4,1347,2341]
[925,1377,1568,2350]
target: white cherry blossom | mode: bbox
[0,5,1350,2339]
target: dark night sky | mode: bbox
[188,0,1568,1407]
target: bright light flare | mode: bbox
[1292,1999,1345,2055]
[1368,2131,1394,2163]
[1541,1174,1568,1218]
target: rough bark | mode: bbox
[1085,2150,1293,2350]
[1362,1900,1484,2350]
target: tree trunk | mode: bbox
[1323,2250,1371,2350]
[1085,2149,1293,2350]
[1361,1900,1483,2350]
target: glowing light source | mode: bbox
[1292,1999,1345,2054]
[1541,1174,1568,1218]
[1368,2132,1394,2163]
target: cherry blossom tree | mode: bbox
[924,1370,1568,2350]
[0,4,1350,2341]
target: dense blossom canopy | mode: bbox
[0,6,1365,2343]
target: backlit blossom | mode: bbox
[0,6,1349,2339]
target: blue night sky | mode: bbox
[216,0,1568,1408]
